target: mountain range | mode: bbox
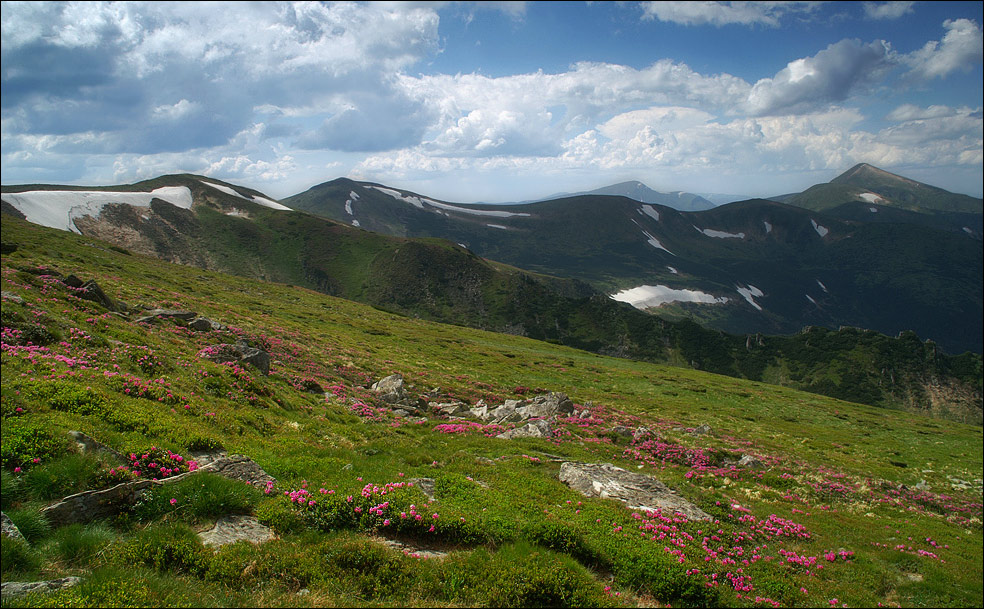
[2,165,982,423]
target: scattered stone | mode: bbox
[194,454,276,491]
[372,374,407,402]
[62,276,122,311]
[915,479,930,491]
[519,392,574,419]
[377,537,448,560]
[688,424,713,437]
[559,462,712,522]
[134,309,198,324]
[430,401,470,416]
[737,455,765,470]
[1,512,24,541]
[633,427,655,442]
[410,478,437,501]
[188,317,226,332]
[612,426,635,440]
[1,578,82,599]
[1,290,23,304]
[199,515,276,547]
[496,419,552,440]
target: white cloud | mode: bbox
[886,103,963,121]
[744,39,897,116]
[639,1,821,27]
[905,19,983,80]
[862,2,916,20]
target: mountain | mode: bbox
[778,163,983,237]
[3,175,981,423]
[546,181,716,211]
[2,213,981,608]
[284,178,983,355]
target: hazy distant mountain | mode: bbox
[541,181,716,212]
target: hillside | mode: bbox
[541,181,716,212]
[2,214,982,608]
[3,179,981,424]
[285,178,983,355]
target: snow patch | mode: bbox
[641,230,673,254]
[858,192,884,204]
[486,223,509,230]
[225,209,249,218]
[425,198,530,218]
[667,266,678,275]
[816,279,828,293]
[639,205,660,221]
[763,221,772,233]
[694,225,745,239]
[201,180,289,210]
[349,190,360,200]
[351,219,360,227]
[735,284,764,311]
[869,207,878,213]
[367,185,426,209]
[2,187,193,233]
[963,227,974,235]
[805,294,817,305]
[345,199,354,215]
[610,285,728,309]
[811,219,829,238]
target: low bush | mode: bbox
[110,522,212,576]
[1,534,42,577]
[5,506,51,544]
[44,522,116,567]
[132,472,263,524]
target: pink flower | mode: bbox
[170,498,177,505]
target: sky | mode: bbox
[2,1,982,202]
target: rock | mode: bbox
[201,341,271,375]
[489,402,524,424]
[521,393,574,419]
[612,426,635,440]
[470,405,491,421]
[377,537,447,560]
[372,374,410,405]
[1,290,23,304]
[737,455,765,470]
[633,427,655,442]
[199,515,276,547]
[134,309,198,324]
[188,317,226,332]
[688,424,713,437]
[558,462,712,521]
[410,478,437,501]
[1,577,82,599]
[67,431,123,461]
[496,419,552,440]
[915,479,930,491]
[68,278,118,311]
[1,512,24,541]
[430,401,470,416]
[42,455,275,526]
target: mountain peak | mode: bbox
[831,163,922,188]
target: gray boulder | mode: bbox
[496,419,552,440]
[737,455,765,470]
[201,341,271,375]
[2,578,82,600]
[372,374,410,405]
[1,512,24,541]
[558,462,712,521]
[199,515,276,547]
[521,393,574,419]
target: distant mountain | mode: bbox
[780,163,983,237]
[554,181,716,212]
[285,177,983,354]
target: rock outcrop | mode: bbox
[1,578,82,600]
[201,341,271,375]
[558,462,712,521]
[199,515,276,547]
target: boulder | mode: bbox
[688,424,713,437]
[134,309,198,324]
[558,462,712,521]
[496,419,552,440]
[199,515,276,547]
[2,578,82,600]
[188,317,226,332]
[737,455,765,470]
[201,341,271,375]
[520,393,574,419]
[372,374,409,405]
[67,430,123,461]
[1,512,24,541]
[430,401,469,416]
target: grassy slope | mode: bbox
[1,217,982,608]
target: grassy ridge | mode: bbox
[2,215,982,607]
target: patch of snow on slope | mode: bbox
[201,180,289,210]
[858,192,884,204]
[610,285,728,309]
[367,185,426,209]
[735,284,764,311]
[641,230,673,254]
[667,266,678,274]
[640,205,660,221]
[351,219,360,227]
[869,207,878,213]
[963,227,973,235]
[345,199,354,215]
[811,219,829,238]
[694,225,745,239]
[816,279,828,293]
[349,191,360,200]
[2,187,193,233]
[424,198,530,218]
[763,221,772,233]
[486,224,509,230]
[806,294,817,305]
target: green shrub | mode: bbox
[1,534,42,576]
[321,535,417,600]
[608,543,714,606]
[1,419,69,469]
[184,435,224,453]
[22,453,107,501]
[208,537,324,592]
[5,506,51,544]
[111,522,212,576]
[1,468,25,509]
[255,497,307,536]
[132,472,263,524]
[520,518,601,566]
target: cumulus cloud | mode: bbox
[905,18,983,80]
[639,1,821,27]
[863,2,916,20]
[744,39,897,116]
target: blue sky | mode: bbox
[2,1,982,202]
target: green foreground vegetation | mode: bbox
[1,217,982,608]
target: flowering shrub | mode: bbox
[125,446,197,480]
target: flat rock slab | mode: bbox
[1,577,82,599]
[2,512,25,541]
[559,462,712,522]
[378,537,448,560]
[199,515,275,547]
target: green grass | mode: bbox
[1,215,981,607]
